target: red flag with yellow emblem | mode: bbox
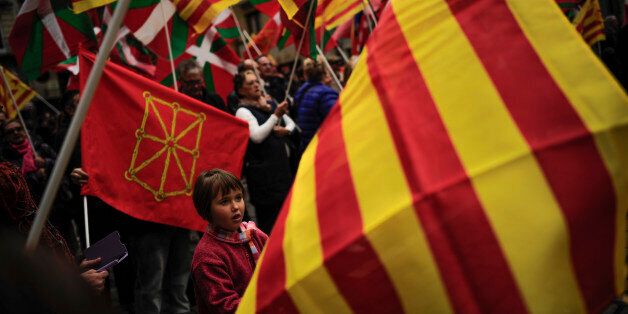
[79,49,248,231]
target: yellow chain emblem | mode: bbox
[125,92,206,201]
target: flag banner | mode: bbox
[214,9,239,41]
[0,67,37,119]
[79,50,248,231]
[281,0,319,59]
[572,0,605,46]
[156,26,240,101]
[9,0,97,80]
[250,0,280,17]
[278,0,307,20]
[173,0,240,34]
[72,0,115,13]
[250,12,284,57]
[314,0,364,30]
[239,0,628,313]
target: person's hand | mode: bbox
[79,257,101,271]
[71,168,89,185]
[273,101,288,118]
[80,269,109,292]
[273,126,290,137]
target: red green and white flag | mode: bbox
[250,11,285,57]
[173,0,239,34]
[9,0,97,80]
[240,0,628,312]
[156,27,240,101]
[122,0,195,60]
[213,9,239,42]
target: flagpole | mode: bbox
[242,30,263,56]
[361,3,374,33]
[0,66,39,156]
[83,196,90,248]
[34,93,62,116]
[365,0,378,25]
[231,11,270,98]
[336,46,350,64]
[284,0,317,102]
[25,0,132,252]
[160,0,178,92]
[316,45,343,91]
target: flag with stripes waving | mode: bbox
[238,0,628,313]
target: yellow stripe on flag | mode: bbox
[283,136,352,313]
[505,0,628,296]
[178,0,204,21]
[315,0,364,30]
[392,0,586,312]
[192,0,239,33]
[278,0,301,19]
[72,0,116,13]
[0,67,36,119]
[340,47,453,313]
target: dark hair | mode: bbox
[192,169,245,222]
[232,70,255,98]
[177,59,202,78]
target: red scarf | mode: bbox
[10,139,37,175]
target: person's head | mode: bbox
[3,119,26,145]
[234,70,261,101]
[38,110,59,135]
[178,60,206,100]
[60,91,79,118]
[192,169,245,232]
[256,55,274,77]
[302,58,325,82]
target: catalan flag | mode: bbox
[173,0,239,34]
[278,0,308,20]
[315,0,365,30]
[572,0,606,46]
[239,0,628,313]
[72,0,115,13]
[0,67,37,119]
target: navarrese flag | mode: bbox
[239,0,628,313]
[0,67,37,119]
[79,50,249,231]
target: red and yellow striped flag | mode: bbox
[572,0,606,46]
[278,0,308,20]
[72,0,115,13]
[173,0,239,34]
[239,0,628,313]
[315,0,365,30]
[0,67,37,119]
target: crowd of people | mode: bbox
[0,53,343,313]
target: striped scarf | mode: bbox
[208,221,261,262]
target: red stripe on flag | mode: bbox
[255,190,299,313]
[185,0,212,30]
[365,8,529,313]
[314,104,405,313]
[446,0,617,311]
[324,2,362,26]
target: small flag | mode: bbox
[0,67,37,119]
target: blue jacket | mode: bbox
[295,81,339,152]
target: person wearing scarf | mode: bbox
[191,169,268,314]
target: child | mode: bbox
[191,169,268,314]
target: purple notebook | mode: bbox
[84,231,128,271]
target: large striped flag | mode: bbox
[0,67,37,119]
[239,0,628,313]
[173,0,239,34]
[572,0,606,46]
[314,0,365,30]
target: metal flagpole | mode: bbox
[284,0,317,101]
[160,0,178,92]
[83,196,90,248]
[25,0,132,252]
[0,66,39,156]
[34,93,61,115]
[242,30,262,56]
[316,45,343,92]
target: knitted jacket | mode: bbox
[191,222,268,314]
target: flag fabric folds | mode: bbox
[239,0,628,313]
[9,0,96,80]
[250,0,281,17]
[315,0,364,30]
[173,0,240,34]
[79,50,248,231]
[72,0,115,13]
[0,67,37,119]
[572,0,606,46]
[278,0,308,20]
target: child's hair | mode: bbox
[192,169,245,222]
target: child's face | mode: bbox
[210,188,245,232]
